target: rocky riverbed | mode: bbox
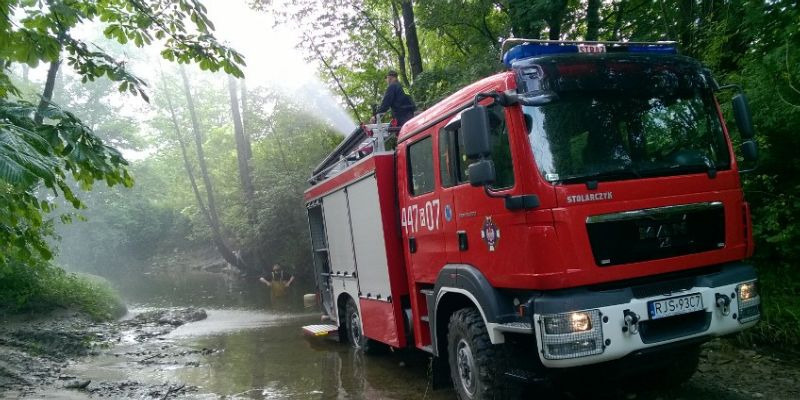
[0,308,209,398]
[2,306,799,399]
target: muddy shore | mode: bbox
[0,308,208,398]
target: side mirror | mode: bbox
[741,140,758,162]
[468,159,496,187]
[461,105,491,159]
[732,94,755,140]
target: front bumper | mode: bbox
[530,262,760,368]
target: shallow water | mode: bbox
[76,271,452,399]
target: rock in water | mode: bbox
[64,379,91,389]
[133,308,208,326]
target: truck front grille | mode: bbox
[586,202,725,267]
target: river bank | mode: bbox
[0,307,208,398]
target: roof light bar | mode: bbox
[501,39,678,68]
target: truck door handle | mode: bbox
[409,237,417,253]
[458,231,468,251]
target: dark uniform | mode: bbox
[377,80,416,127]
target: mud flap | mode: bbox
[430,355,451,390]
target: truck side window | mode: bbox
[408,136,435,195]
[438,104,514,189]
[487,104,514,189]
[439,128,456,188]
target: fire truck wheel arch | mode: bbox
[430,264,525,356]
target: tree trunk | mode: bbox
[34,59,61,124]
[401,0,422,80]
[508,0,541,38]
[678,0,695,56]
[586,0,601,41]
[179,66,247,270]
[159,72,212,230]
[390,1,410,87]
[227,75,256,223]
[611,1,626,41]
[240,79,253,159]
[546,0,569,40]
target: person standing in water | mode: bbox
[259,264,295,300]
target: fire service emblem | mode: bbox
[481,216,500,251]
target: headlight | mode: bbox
[736,280,761,323]
[539,309,603,360]
[738,281,757,301]
[543,312,593,334]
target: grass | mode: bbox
[737,261,800,348]
[0,261,127,321]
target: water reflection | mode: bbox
[114,270,305,310]
[112,271,453,399]
[172,316,452,399]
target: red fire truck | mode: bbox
[302,39,761,399]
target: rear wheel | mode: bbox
[344,299,387,354]
[447,308,509,400]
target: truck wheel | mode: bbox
[447,308,508,400]
[345,299,387,354]
[655,344,701,386]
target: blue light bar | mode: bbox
[628,45,678,54]
[503,42,678,68]
[503,44,578,67]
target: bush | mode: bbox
[0,261,126,321]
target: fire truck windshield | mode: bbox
[521,57,730,184]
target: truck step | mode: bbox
[420,315,429,322]
[301,324,339,337]
[420,289,434,296]
[419,345,434,354]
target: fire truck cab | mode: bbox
[304,40,761,398]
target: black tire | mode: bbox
[344,299,388,354]
[447,308,509,400]
[654,344,701,387]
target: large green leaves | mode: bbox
[0,0,244,270]
[0,99,132,267]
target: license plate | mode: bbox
[648,293,703,320]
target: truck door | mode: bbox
[398,134,447,284]
[450,102,528,285]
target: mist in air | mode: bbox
[204,0,357,135]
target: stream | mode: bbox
[4,270,799,399]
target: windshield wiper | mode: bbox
[638,158,718,179]
[559,166,641,185]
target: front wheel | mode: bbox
[651,344,701,387]
[447,308,509,400]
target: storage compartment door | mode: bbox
[322,189,357,275]
[347,175,391,300]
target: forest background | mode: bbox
[1,0,798,345]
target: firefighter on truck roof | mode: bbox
[373,70,416,127]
